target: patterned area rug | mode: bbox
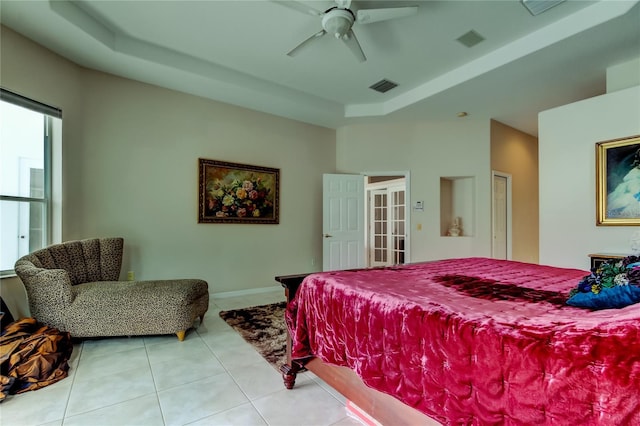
[219,301,287,371]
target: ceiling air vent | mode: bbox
[456,30,485,48]
[369,79,398,93]
[521,0,566,16]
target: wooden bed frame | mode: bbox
[275,273,441,426]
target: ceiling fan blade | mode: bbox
[335,0,352,9]
[342,29,366,62]
[287,29,327,57]
[356,6,418,24]
[271,0,325,17]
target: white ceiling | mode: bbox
[1,0,639,136]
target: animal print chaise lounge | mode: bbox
[15,237,209,341]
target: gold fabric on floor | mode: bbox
[0,317,73,401]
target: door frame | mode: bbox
[363,171,411,264]
[491,170,512,260]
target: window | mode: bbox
[0,89,61,275]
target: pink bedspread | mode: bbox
[286,258,640,425]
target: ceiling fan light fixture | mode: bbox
[322,9,355,39]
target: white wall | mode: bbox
[539,85,640,269]
[0,26,336,318]
[336,119,492,262]
[606,58,640,93]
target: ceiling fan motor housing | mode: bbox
[322,8,355,39]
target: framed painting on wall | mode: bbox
[198,158,279,224]
[596,135,640,226]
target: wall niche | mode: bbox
[440,176,475,237]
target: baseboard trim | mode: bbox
[212,285,282,299]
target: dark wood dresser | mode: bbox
[588,253,628,270]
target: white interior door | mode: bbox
[323,174,365,271]
[492,172,512,259]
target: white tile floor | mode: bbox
[0,289,362,426]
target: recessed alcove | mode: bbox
[440,176,475,237]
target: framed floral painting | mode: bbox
[198,158,279,224]
[596,135,640,226]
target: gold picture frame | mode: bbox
[198,158,279,224]
[596,135,640,226]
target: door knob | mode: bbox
[323,234,333,238]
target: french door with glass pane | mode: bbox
[368,183,406,267]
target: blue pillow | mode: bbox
[567,285,640,310]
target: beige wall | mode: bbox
[74,69,335,288]
[490,120,539,263]
[1,26,336,317]
[336,119,493,262]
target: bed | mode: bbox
[277,257,640,425]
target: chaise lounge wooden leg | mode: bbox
[199,314,205,324]
[176,330,186,341]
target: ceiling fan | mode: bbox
[272,0,418,62]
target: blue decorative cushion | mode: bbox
[567,284,640,310]
[566,255,640,310]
